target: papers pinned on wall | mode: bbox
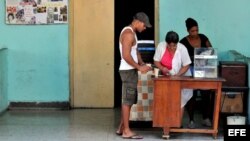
[6,0,68,25]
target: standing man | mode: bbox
[116,12,152,139]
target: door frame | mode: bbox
[69,0,159,107]
[69,0,74,107]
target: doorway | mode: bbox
[114,0,155,107]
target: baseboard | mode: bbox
[0,109,7,116]
[8,102,70,110]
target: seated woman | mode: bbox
[153,31,193,126]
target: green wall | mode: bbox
[0,48,8,112]
[159,0,250,60]
[0,1,69,108]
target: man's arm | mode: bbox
[121,30,150,73]
[121,30,141,69]
[137,50,145,65]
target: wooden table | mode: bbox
[152,76,225,139]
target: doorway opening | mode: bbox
[114,0,155,107]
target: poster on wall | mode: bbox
[6,0,68,24]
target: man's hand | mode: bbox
[138,65,152,73]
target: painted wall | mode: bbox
[159,0,250,124]
[159,0,250,60]
[0,48,8,113]
[1,0,250,109]
[0,2,69,104]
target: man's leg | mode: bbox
[118,70,142,138]
[116,110,123,135]
[122,104,133,136]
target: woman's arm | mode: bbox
[206,40,212,47]
[175,65,190,76]
[154,61,169,75]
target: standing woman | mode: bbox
[180,17,213,128]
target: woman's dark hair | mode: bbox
[185,17,198,30]
[165,31,179,44]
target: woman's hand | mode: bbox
[161,67,169,75]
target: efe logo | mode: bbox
[228,129,246,136]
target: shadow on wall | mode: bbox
[0,48,8,113]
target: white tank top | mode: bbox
[119,26,138,70]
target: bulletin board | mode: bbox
[6,0,68,24]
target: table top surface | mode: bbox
[153,76,226,82]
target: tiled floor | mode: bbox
[0,108,224,141]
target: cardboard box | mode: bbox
[220,92,243,113]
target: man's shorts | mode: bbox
[119,69,138,105]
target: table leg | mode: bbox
[212,87,222,138]
[162,127,170,139]
[213,133,218,139]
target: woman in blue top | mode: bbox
[180,17,213,128]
